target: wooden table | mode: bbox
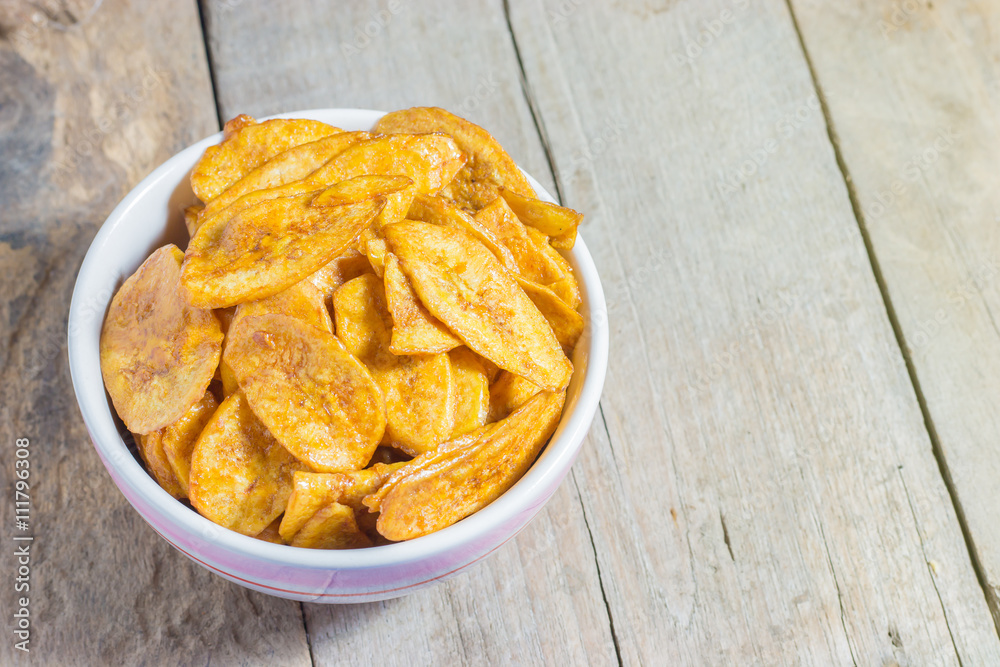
[2,0,1000,664]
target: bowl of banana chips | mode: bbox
[68,108,608,601]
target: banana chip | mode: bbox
[182,190,384,308]
[498,187,582,250]
[195,179,327,237]
[225,313,386,472]
[279,464,402,543]
[312,174,416,230]
[220,280,333,396]
[384,221,572,391]
[200,131,371,220]
[408,194,518,271]
[191,117,341,203]
[136,430,184,499]
[148,389,219,496]
[516,276,584,351]
[289,502,372,550]
[367,391,565,540]
[449,347,489,437]
[307,248,372,302]
[488,371,542,422]
[383,253,461,355]
[309,134,465,196]
[255,518,284,544]
[231,279,332,335]
[375,107,535,210]
[525,227,581,309]
[362,231,388,278]
[334,274,456,455]
[188,392,303,536]
[183,205,204,237]
[100,245,223,434]
[475,197,569,289]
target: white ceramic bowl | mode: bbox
[67,109,608,602]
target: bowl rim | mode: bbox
[67,108,609,571]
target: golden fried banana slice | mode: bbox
[220,362,240,398]
[384,221,572,391]
[254,518,284,544]
[367,391,565,540]
[312,174,416,230]
[334,274,456,455]
[181,191,384,308]
[136,430,184,499]
[475,197,569,289]
[488,371,542,422]
[100,245,223,434]
[449,347,489,437]
[307,249,372,302]
[220,280,333,396]
[383,253,461,355]
[188,392,303,536]
[151,389,219,495]
[289,502,372,550]
[200,131,370,220]
[279,464,402,542]
[375,107,536,210]
[525,227,581,309]
[362,230,388,278]
[308,134,465,196]
[184,205,204,237]
[231,279,332,335]
[498,187,583,250]
[408,194,518,271]
[223,113,256,137]
[225,313,386,472]
[515,276,584,351]
[192,117,341,203]
[196,179,327,235]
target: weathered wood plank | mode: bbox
[0,1,311,664]
[788,0,1000,632]
[508,0,1000,663]
[201,1,617,665]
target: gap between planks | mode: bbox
[500,3,625,664]
[196,0,225,130]
[192,2,622,662]
[194,0,316,662]
[783,0,1000,645]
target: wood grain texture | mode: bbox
[788,0,1000,631]
[507,0,1000,663]
[201,1,617,665]
[0,1,310,664]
